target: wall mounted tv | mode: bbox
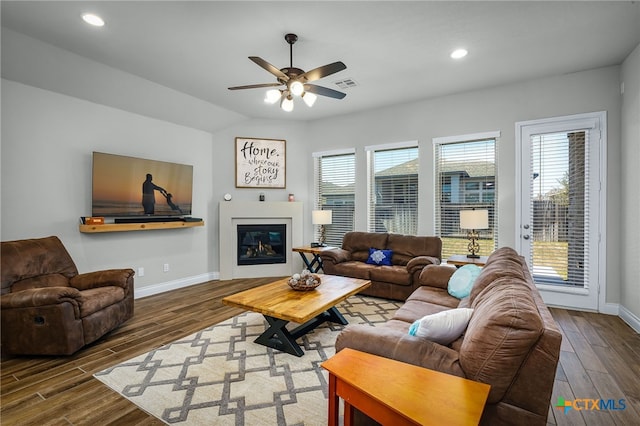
[92,152,193,218]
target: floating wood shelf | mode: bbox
[79,221,204,233]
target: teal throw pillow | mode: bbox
[447,264,481,299]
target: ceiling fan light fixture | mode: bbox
[228,33,347,112]
[281,95,294,112]
[290,81,305,97]
[264,89,281,104]
[302,91,317,107]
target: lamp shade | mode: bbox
[459,209,489,230]
[302,91,317,107]
[290,81,304,96]
[264,89,281,104]
[312,210,332,225]
[281,95,294,112]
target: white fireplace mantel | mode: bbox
[219,201,304,280]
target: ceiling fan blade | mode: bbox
[304,84,346,100]
[249,56,289,81]
[228,83,282,90]
[299,61,347,82]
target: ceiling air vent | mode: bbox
[334,78,358,90]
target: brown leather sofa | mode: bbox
[1,236,134,356]
[320,232,442,301]
[336,247,562,425]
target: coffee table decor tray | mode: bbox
[288,270,322,291]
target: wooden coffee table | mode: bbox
[222,275,370,357]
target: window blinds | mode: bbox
[313,151,355,247]
[529,131,589,287]
[367,145,418,235]
[434,138,498,259]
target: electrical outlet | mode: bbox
[163,263,170,272]
[137,267,145,277]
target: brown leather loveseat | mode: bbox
[336,247,562,425]
[1,236,134,356]
[320,231,442,301]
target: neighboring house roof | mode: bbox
[321,159,495,195]
[321,181,355,195]
[441,160,495,178]
[375,158,419,178]
[374,158,495,179]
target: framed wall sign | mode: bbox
[235,137,286,188]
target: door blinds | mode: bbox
[529,131,589,287]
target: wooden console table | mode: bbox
[447,254,489,268]
[321,348,490,426]
[292,245,336,273]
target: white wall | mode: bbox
[1,28,246,134]
[1,80,214,295]
[2,32,636,322]
[210,119,312,273]
[620,44,640,327]
[0,80,312,293]
[306,65,624,306]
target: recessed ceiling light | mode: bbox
[82,13,105,27]
[450,48,468,59]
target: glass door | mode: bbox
[516,112,605,311]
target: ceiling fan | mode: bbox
[228,33,347,111]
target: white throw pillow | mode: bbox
[408,308,474,345]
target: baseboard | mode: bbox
[619,305,640,333]
[134,272,220,299]
[599,302,619,316]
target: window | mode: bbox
[366,142,419,235]
[313,149,356,246]
[434,132,499,259]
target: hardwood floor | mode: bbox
[2,279,639,425]
[546,308,640,425]
[0,278,273,425]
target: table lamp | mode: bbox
[459,209,489,258]
[312,210,332,247]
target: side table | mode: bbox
[447,254,489,268]
[292,245,336,273]
[321,348,490,426]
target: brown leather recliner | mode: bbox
[1,236,134,355]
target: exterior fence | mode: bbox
[532,199,569,242]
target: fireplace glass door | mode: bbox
[237,224,286,265]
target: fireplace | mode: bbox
[237,224,286,265]
[219,201,304,280]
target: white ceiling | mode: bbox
[2,1,639,123]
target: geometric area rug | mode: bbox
[94,295,402,425]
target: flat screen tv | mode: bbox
[92,152,193,218]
